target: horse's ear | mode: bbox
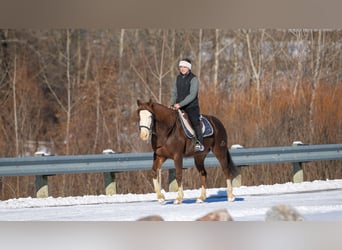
[148,98,153,105]
[137,99,141,106]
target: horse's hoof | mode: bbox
[157,193,165,203]
[196,198,204,203]
[228,196,236,202]
[158,198,165,203]
[173,199,182,205]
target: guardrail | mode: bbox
[0,142,341,198]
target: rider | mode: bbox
[169,58,204,152]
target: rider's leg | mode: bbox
[186,108,204,152]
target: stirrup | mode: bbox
[194,142,204,152]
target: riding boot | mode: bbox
[194,125,204,152]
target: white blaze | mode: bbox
[139,110,152,141]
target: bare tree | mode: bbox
[213,29,220,96]
[309,30,325,138]
[130,29,172,103]
[197,29,203,80]
[12,48,19,156]
[245,29,265,108]
[115,29,125,152]
[289,30,307,96]
[65,29,72,154]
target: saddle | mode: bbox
[177,109,214,139]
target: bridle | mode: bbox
[138,106,178,138]
[139,124,153,132]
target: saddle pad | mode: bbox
[178,110,214,139]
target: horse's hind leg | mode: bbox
[194,154,208,203]
[152,154,166,203]
[212,147,235,202]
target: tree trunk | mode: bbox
[245,30,263,109]
[158,30,166,103]
[170,29,176,82]
[12,48,19,156]
[93,79,101,153]
[198,29,202,80]
[66,29,72,155]
[309,30,324,138]
[116,29,125,152]
[214,29,219,99]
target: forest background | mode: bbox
[0,29,341,200]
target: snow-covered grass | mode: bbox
[1,179,342,221]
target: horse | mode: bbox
[137,99,237,204]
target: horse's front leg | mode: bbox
[152,154,166,203]
[194,155,207,203]
[226,178,235,202]
[173,156,184,205]
[197,176,207,203]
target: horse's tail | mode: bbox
[227,149,239,179]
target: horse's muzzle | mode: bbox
[140,128,150,141]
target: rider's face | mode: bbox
[179,66,190,75]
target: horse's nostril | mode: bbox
[140,130,149,140]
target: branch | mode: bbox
[130,62,159,101]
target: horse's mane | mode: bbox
[152,102,174,114]
[151,102,177,123]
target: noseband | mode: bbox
[139,124,152,132]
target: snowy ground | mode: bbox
[1,179,342,221]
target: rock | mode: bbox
[196,209,233,221]
[137,215,164,221]
[265,204,304,221]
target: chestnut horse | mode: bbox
[137,99,236,204]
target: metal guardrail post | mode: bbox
[168,168,178,192]
[104,172,117,195]
[34,151,49,198]
[36,175,49,198]
[102,149,117,195]
[292,141,304,183]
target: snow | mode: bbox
[1,179,342,221]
